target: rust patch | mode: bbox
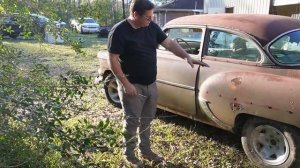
[230,102,243,111]
[265,76,283,82]
[231,77,242,86]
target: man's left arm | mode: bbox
[160,37,209,68]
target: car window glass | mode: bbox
[160,28,202,55]
[269,30,300,64]
[206,30,261,62]
[84,18,96,23]
[0,16,8,23]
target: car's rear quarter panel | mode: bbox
[198,58,300,129]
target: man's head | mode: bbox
[129,0,155,27]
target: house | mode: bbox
[154,0,205,27]
[154,0,227,27]
[224,0,271,14]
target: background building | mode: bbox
[224,0,300,18]
[154,0,300,27]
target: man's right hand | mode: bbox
[123,82,138,96]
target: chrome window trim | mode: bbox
[162,25,206,58]
[203,26,266,65]
[266,29,300,67]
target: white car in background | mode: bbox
[71,17,100,34]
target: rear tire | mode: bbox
[9,33,19,39]
[80,27,84,34]
[241,117,300,168]
[104,74,121,108]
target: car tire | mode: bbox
[9,33,19,39]
[80,27,84,34]
[98,29,109,38]
[104,74,121,108]
[241,117,300,168]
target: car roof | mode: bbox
[30,14,49,21]
[165,14,300,46]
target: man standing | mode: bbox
[108,0,208,167]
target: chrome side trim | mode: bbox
[157,105,220,129]
[157,79,194,90]
[198,97,232,130]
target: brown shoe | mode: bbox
[141,150,164,162]
[124,153,144,168]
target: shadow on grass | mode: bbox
[156,109,243,151]
[3,33,107,48]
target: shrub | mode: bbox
[0,44,121,167]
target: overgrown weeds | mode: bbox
[0,43,122,167]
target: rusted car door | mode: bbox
[156,27,204,116]
[197,29,264,129]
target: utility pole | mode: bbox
[122,0,126,19]
[113,0,117,24]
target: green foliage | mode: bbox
[151,0,173,5]
[70,0,123,26]
[0,0,123,167]
[0,43,122,167]
[0,1,86,54]
[0,4,4,14]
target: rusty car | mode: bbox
[96,14,300,168]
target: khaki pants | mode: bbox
[117,81,158,155]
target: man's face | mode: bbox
[135,9,153,27]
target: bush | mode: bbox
[0,44,122,167]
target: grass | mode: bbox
[2,34,257,168]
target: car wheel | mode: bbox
[80,27,84,34]
[9,33,19,39]
[104,74,121,108]
[241,117,300,168]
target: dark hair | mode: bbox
[130,0,155,16]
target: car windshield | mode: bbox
[269,30,300,64]
[39,16,49,22]
[84,18,96,23]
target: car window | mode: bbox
[38,16,49,23]
[0,16,8,23]
[0,15,18,24]
[162,28,202,55]
[84,18,96,23]
[206,30,261,62]
[8,16,17,22]
[269,30,300,64]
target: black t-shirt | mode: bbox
[108,19,167,85]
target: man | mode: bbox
[107,0,208,167]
